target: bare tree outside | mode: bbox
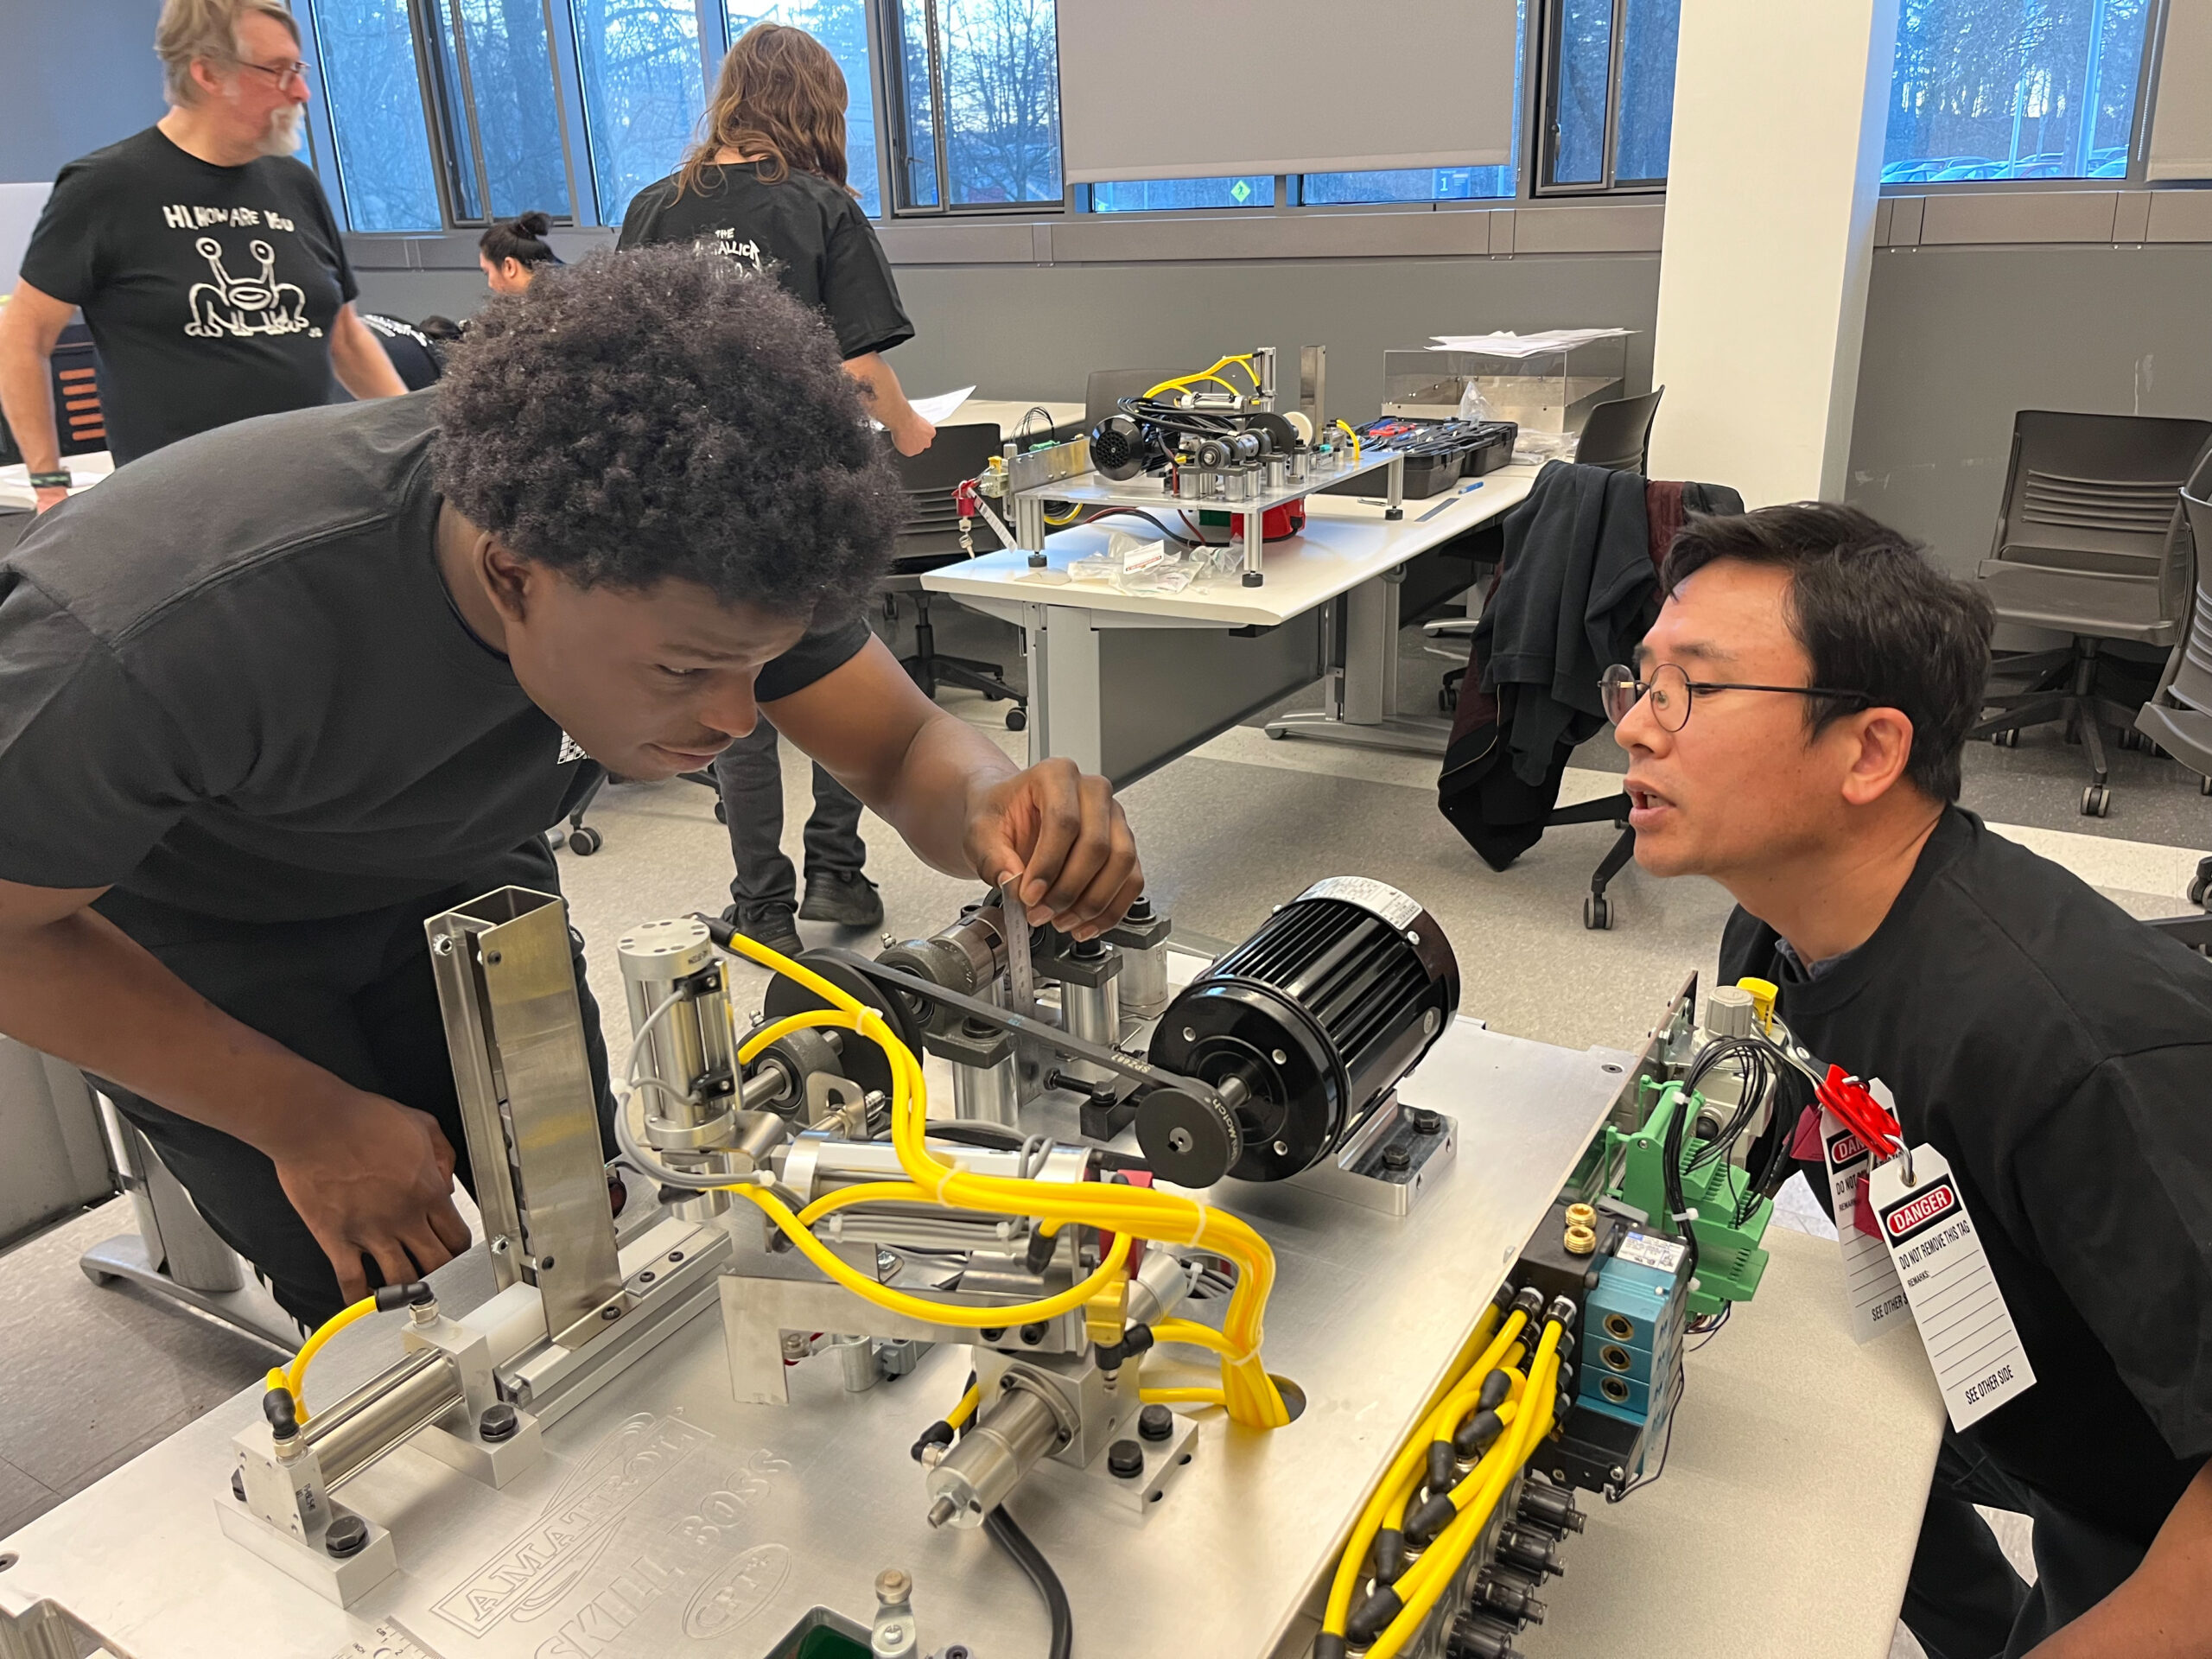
[575,0,705,222]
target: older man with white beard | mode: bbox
[0,0,403,508]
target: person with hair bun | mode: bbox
[620,22,935,949]
[479,212,561,296]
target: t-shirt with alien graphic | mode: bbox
[20,126,359,464]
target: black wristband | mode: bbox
[28,471,71,489]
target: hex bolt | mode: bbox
[1106,1440,1145,1479]
[1018,1322,1048,1345]
[1138,1404,1174,1442]
[479,1403,519,1443]
[324,1513,369,1560]
[1411,1108,1444,1135]
[1382,1143,1413,1173]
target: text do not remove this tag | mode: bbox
[1867,1146,2036,1431]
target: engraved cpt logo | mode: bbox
[1882,1179,1959,1243]
[683,1542,792,1638]
[433,1413,709,1637]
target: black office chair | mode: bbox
[885,423,1028,729]
[1573,386,1665,474]
[1970,410,2212,816]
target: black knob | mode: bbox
[324,1513,369,1559]
[1126,896,1154,922]
[1411,1108,1444,1135]
[1106,1439,1145,1479]
[1138,1404,1174,1442]
[479,1402,519,1444]
[1382,1143,1413,1173]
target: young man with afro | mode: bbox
[0,247,1141,1325]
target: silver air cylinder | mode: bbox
[1057,938,1122,1088]
[303,1349,464,1488]
[925,1383,1068,1529]
[619,918,738,1217]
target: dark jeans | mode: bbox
[1904,1430,2150,1659]
[713,718,866,910]
[92,841,613,1327]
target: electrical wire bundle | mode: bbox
[1679,1034,1796,1230]
[613,926,1294,1432]
[1315,1299,1569,1659]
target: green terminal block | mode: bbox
[1594,1078,1771,1319]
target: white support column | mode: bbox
[1648,0,1901,506]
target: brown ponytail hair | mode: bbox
[677,23,853,200]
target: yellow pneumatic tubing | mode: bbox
[1364,1322,1567,1659]
[715,931,1291,1430]
[264,1294,378,1422]
[1320,1306,1526,1639]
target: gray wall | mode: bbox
[1845,241,2212,576]
[0,0,166,181]
[357,232,2212,582]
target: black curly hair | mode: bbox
[432,245,905,621]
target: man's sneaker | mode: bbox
[724,901,802,957]
[799,869,884,929]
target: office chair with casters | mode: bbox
[886,423,1028,728]
[1573,386,1665,474]
[2137,488,2212,901]
[552,766,721,855]
[1971,410,2212,817]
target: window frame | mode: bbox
[878,0,1068,216]
[1878,0,2171,194]
[1534,0,1671,197]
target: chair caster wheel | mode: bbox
[569,825,604,855]
[2190,873,2210,908]
[1989,728,2018,748]
[2200,773,2212,797]
[1005,708,1027,732]
[713,800,728,824]
[1583,896,1612,931]
[2080,785,2111,818]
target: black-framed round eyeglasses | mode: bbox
[1599,663,1869,733]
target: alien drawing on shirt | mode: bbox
[184,237,315,340]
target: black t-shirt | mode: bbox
[18,126,358,465]
[1720,807,2212,1545]
[0,393,868,925]
[617,164,913,359]
[359,313,444,391]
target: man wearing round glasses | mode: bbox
[0,0,404,511]
[1615,502,2212,1657]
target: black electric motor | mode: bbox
[1139,878,1459,1186]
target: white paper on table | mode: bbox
[1427,328,1631,357]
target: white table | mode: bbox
[924,464,1538,782]
[1526,1223,1945,1659]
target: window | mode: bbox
[1541,0,1680,190]
[574,1,704,225]
[424,0,574,222]
[1301,0,1527,206]
[1883,0,2153,183]
[726,3,885,217]
[1088,176,1272,212]
[887,0,1063,211]
[305,0,443,231]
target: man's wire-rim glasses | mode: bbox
[1600,662,1870,733]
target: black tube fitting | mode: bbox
[1453,1408,1504,1459]
[1345,1585,1404,1645]
[910,1421,955,1462]
[1313,1638,1348,1659]
[1427,1439,1457,1494]
[1372,1527,1405,1585]
[263,1388,298,1441]
[1478,1368,1514,1411]
[372,1280,435,1313]
[1404,1491,1456,1548]
[1511,1286,1544,1320]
